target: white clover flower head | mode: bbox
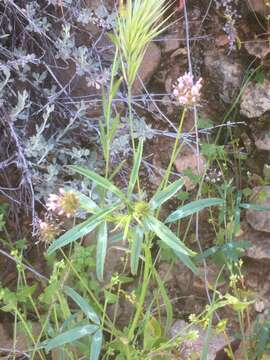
[173,72,203,107]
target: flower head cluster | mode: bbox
[173,72,203,107]
[37,219,59,244]
[46,188,79,218]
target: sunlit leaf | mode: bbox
[45,324,99,352]
[96,221,108,282]
[130,225,144,275]
[47,204,119,255]
[144,216,198,274]
[240,203,270,211]
[70,165,126,200]
[90,329,103,360]
[150,178,184,210]
[166,198,224,223]
[64,287,100,325]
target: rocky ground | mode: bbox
[2,0,270,358]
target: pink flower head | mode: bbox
[37,218,59,243]
[173,72,203,107]
[46,189,79,218]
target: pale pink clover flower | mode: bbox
[173,72,203,107]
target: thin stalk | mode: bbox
[128,241,152,341]
[127,85,141,194]
[160,108,187,190]
[16,310,46,360]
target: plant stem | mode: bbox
[128,241,152,341]
[160,108,187,190]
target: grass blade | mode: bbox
[166,198,224,223]
[45,324,99,352]
[128,138,143,197]
[149,179,184,210]
[144,216,198,274]
[240,203,270,211]
[96,221,108,282]
[90,329,103,360]
[64,286,100,325]
[70,165,126,200]
[130,225,144,275]
[47,204,118,255]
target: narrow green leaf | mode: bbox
[144,216,198,274]
[96,221,108,282]
[150,179,184,210]
[194,241,251,263]
[47,204,118,255]
[166,198,224,223]
[130,225,144,275]
[64,286,100,325]
[109,115,120,143]
[45,324,99,352]
[90,329,103,360]
[152,267,173,334]
[69,165,126,200]
[76,192,99,213]
[128,138,143,196]
[240,203,270,211]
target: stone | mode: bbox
[163,34,180,53]
[245,231,270,259]
[132,42,161,94]
[174,145,206,191]
[246,0,270,16]
[171,320,231,359]
[245,39,270,59]
[240,81,270,118]
[204,50,243,103]
[255,135,270,151]
[246,186,270,233]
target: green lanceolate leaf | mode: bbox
[240,203,270,211]
[149,178,184,210]
[76,192,99,213]
[130,225,144,275]
[69,165,126,200]
[64,287,100,325]
[166,198,224,223]
[45,324,99,352]
[47,204,119,255]
[152,267,173,333]
[144,216,198,274]
[96,221,108,282]
[128,138,143,197]
[90,329,103,360]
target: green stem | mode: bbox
[128,241,152,341]
[161,108,187,190]
[127,86,136,154]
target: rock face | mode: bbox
[255,136,270,151]
[204,50,243,103]
[240,81,270,118]
[246,186,270,233]
[241,80,270,118]
[246,0,270,16]
[132,42,161,94]
[174,145,206,191]
[237,222,270,260]
[171,320,230,359]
